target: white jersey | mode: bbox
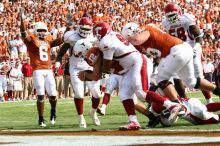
[162,13,196,45]
[63,30,96,70]
[99,31,138,72]
[180,98,218,124]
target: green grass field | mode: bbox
[0,92,220,131]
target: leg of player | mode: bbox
[49,96,57,125]
[37,95,46,127]
[74,97,86,128]
[173,78,187,98]
[202,90,213,104]
[97,93,110,116]
[119,98,140,130]
[87,81,101,126]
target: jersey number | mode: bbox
[39,46,49,61]
[116,34,129,46]
[169,27,187,41]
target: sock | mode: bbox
[146,91,167,105]
[202,90,211,99]
[102,93,110,105]
[74,98,84,115]
[92,96,100,109]
[122,99,136,116]
[206,103,220,112]
[129,115,138,123]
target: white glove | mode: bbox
[55,62,61,68]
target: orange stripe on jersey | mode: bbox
[142,25,183,57]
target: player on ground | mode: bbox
[151,89,220,126]
[122,22,220,107]
[20,10,63,127]
[56,17,101,128]
[162,3,213,103]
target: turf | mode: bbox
[0,92,219,131]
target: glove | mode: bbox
[55,62,61,68]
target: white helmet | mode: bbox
[34,22,48,39]
[74,39,93,58]
[122,22,140,38]
[160,109,179,127]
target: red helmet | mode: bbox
[93,22,111,39]
[164,3,182,24]
[78,17,93,38]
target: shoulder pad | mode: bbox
[182,13,196,25]
[63,30,77,44]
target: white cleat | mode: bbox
[39,121,46,128]
[90,111,101,126]
[79,118,87,128]
[97,107,105,116]
[50,118,56,125]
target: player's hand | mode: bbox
[77,71,86,81]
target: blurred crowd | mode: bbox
[0,0,219,101]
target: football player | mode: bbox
[20,10,63,127]
[90,22,183,130]
[56,17,101,128]
[162,3,213,103]
[151,89,220,127]
[122,22,220,108]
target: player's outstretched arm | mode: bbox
[55,43,70,64]
[19,8,31,42]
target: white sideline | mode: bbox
[0,135,220,146]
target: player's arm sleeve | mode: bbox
[51,38,63,47]
[56,43,70,63]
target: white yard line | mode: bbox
[0,135,220,146]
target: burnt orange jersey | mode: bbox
[23,33,54,70]
[139,25,183,57]
[86,47,123,75]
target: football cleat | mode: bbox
[38,119,46,127]
[97,107,105,116]
[168,104,182,123]
[119,121,140,131]
[79,118,87,128]
[50,110,56,125]
[90,110,101,126]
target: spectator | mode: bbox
[203,58,215,82]
[63,57,73,99]
[21,57,34,100]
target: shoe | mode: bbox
[168,104,182,123]
[97,107,105,116]
[50,110,56,125]
[38,119,46,127]
[79,118,87,128]
[119,121,140,130]
[146,112,160,128]
[90,110,101,126]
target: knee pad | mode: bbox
[158,80,172,90]
[37,95,44,102]
[49,96,57,101]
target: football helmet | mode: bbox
[164,3,182,24]
[93,22,111,40]
[74,39,93,58]
[122,22,140,38]
[78,17,93,38]
[34,22,48,39]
